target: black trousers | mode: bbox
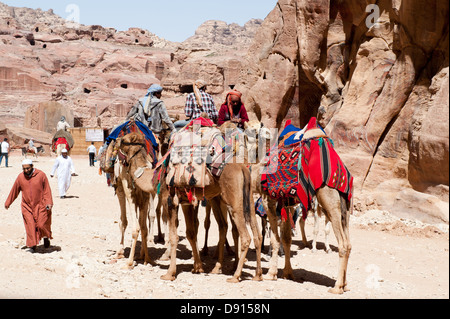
[89,153,95,166]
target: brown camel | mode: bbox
[245,119,353,294]
[160,125,263,283]
[101,132,157,268]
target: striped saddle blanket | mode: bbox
[262,118,353,215]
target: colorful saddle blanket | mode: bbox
[262,117,353,215]
[106,120,158,166]
[165,118,226,188]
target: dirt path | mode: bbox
[0,153,448,299]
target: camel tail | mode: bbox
[242,167,252,224]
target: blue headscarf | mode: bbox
[143,84,163,112]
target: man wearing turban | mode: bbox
[218,90,249,130]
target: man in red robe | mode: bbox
[4,159,54,253]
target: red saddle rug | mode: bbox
[52,137,70,153]
[262,119,353,216]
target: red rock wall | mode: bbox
[237,0,449,223]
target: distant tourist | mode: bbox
[4,159,54,253]
[28,138,37,155]
[57,116,71,132]
[51,149,76,199]
[87,142,97,167]
[0,138,10,168]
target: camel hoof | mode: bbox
[122,263,135,270]
[252,275,263,282]
[328,287,344,295]
[161,274,176,281]
[264,274,278,281]
[227,277,240,284]
[312,248,318,253]
[211,265,222,275]
[325,248,332,254]
[192,267,205,274]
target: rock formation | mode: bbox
[0,2,174,131]
[0,1,448,224]
[236,0,449,224]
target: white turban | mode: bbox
[22,159,33,166]
[62,149,68,153]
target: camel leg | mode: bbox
[299,215,309,249]
[316,187,351,294]
[320,205,332,254]
[161,201,179,281]
[155,194,165,243]
[122,181,140,270]
[159,199,172,261]
[149,193,157,244]
[227,208,251,283]
[248,200,263,282]
[116,184,127,259]
[139,195,155,266]
[280,208,294,280]
[125,204,139,269]
[261,217,267,252]
[201,203,212,256]
[312,209,320,252]
[182,204,204,274]
[264,198,280,281]
[210,197,226,274]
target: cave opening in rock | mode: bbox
[121,83,128,89]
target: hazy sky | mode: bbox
[1,0,278,42]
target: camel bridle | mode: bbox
[119,141,148,166]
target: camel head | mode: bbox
[116,132,158,194]
[117,132,154,169]
[101,141,117,174]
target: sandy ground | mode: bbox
[0,152,448,300]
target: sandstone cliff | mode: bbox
[0,2,174,130]
[236,0,449,224]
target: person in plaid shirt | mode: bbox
[185,80,218,122]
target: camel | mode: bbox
[160,125,263,283]
[101,132,157,268]
[245,119,352,294]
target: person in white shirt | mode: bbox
[0,138,10,168]
[87,142,97,167]
[28,138,37,155]
[50,149,76,199]
[57,116,71,132]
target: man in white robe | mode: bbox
[50,149,76,199]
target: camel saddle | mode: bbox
[53,129,74,149]
[262,117,354,215]
[166,119,226,189]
